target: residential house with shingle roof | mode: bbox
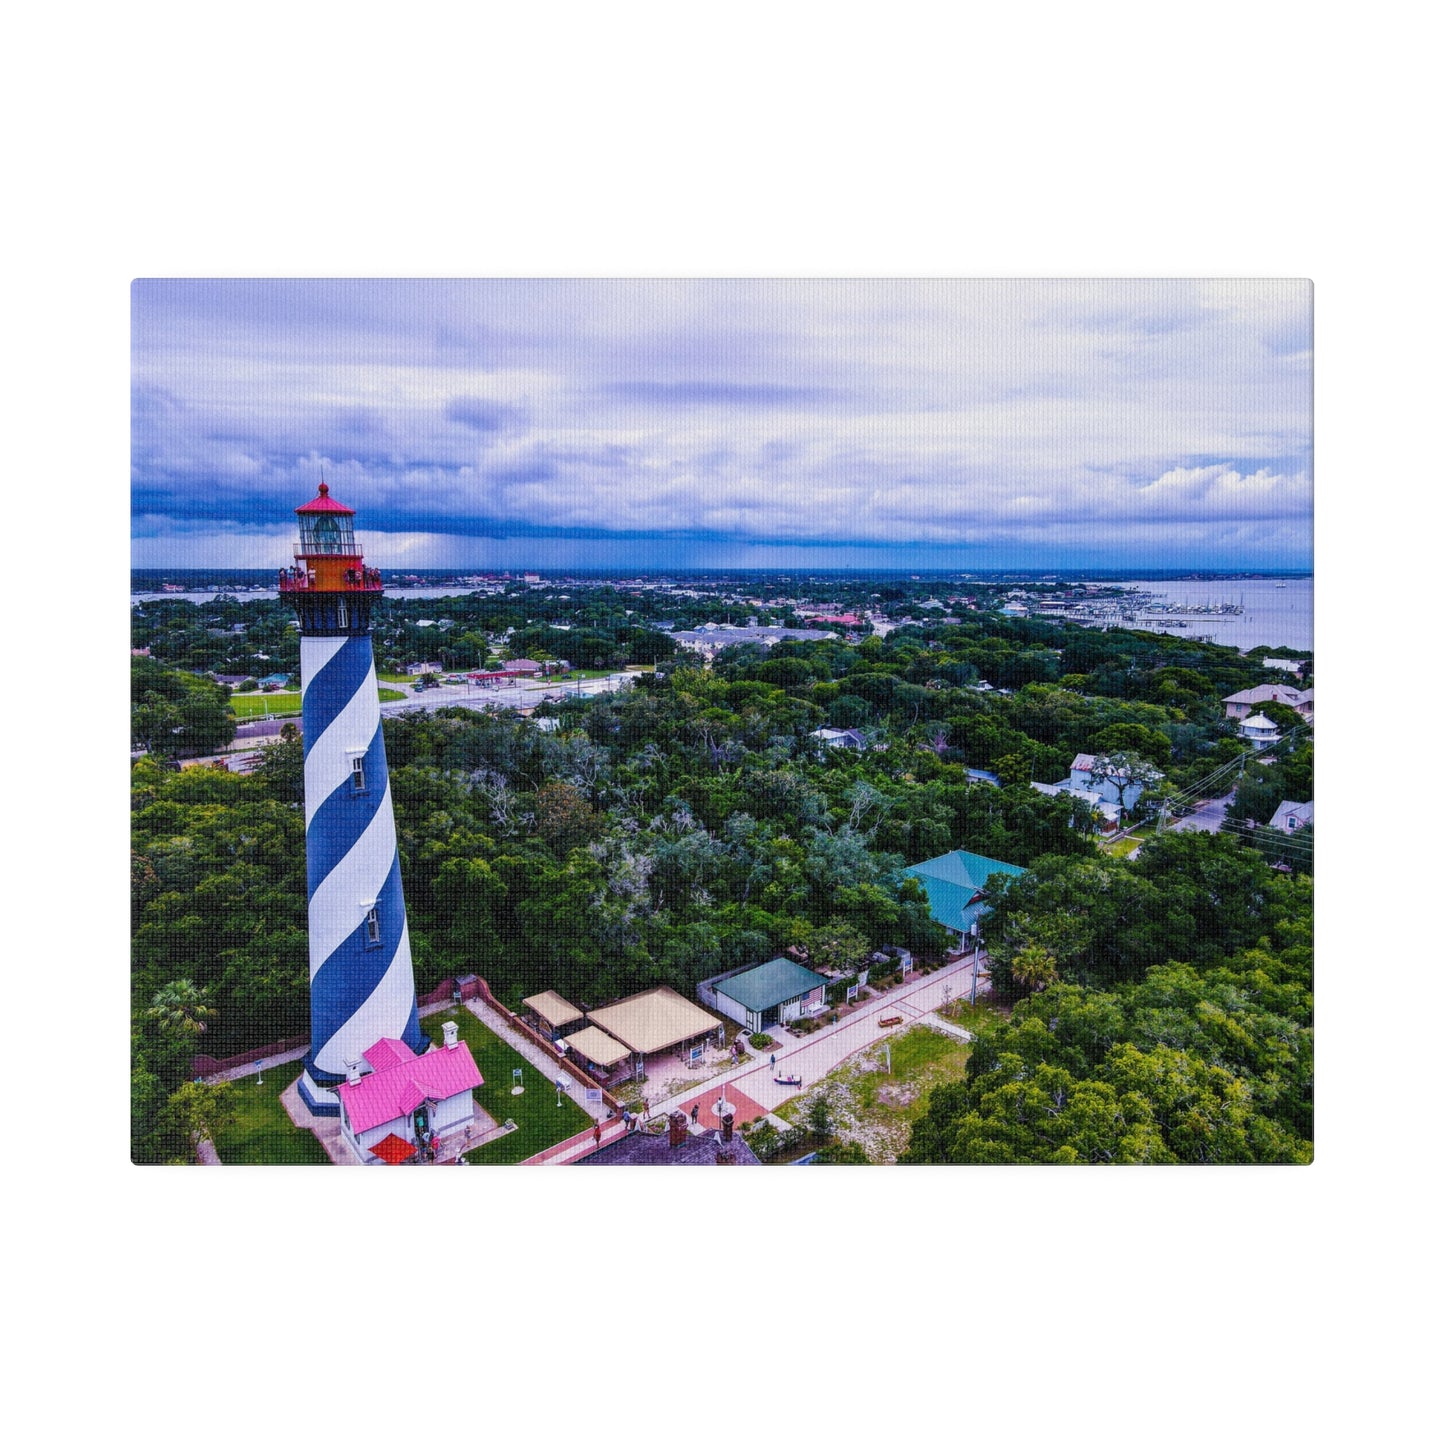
[1268,799,1314,832]
[1223,683,1313,721]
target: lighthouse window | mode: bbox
[351,756,366,793]
[365,907,381,946]
[337,601,349,628]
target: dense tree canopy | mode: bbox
[132,582,1312,1163]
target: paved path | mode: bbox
[1170,790,1235,835]
[633,951,990,1124]
[462,999,613,1122]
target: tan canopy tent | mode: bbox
[561,1026,631,1069]
[588,987,721,1056]
[521,990,584,1032]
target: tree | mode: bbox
[146,979,216,1037]
[807,1093,835,1142]
[155,1081,238,1163]
[1011,942,1060,993]
[805,919,870,976]
[1085,751,1161,820]
[532,780,600,856]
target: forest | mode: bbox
[131,602,1312,1163]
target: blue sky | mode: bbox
[131,278,1312,572]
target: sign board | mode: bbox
[846,984,859,1001]
[689,1045,703,1063]
[512,1068,523,1084]
[584,1088,603,1105]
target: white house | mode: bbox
[335,1026,483,1165]
[1268,799,1313,831]
[1067,753,1150,812]
[1031,780,1122,831]
[809,727,867,750]
[1239,713,1281,750]
[1223,684,1312,722]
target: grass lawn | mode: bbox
[420,1006,592,1164]
[230,692,301,718]
[230,685,405,718]
[936,998,1001,1033]
[773,1025,971,1164]
[1097,832,1144,858]
[214,1062,329,1165]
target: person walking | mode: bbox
[690,1102,700,1125]
[770,1053,777,1071]
[592,1122,602,1150]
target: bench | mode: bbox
[879,1015,903,1028]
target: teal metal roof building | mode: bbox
[716,958,829,1013]
[901,849,1027,935]
[704,957,831,1032]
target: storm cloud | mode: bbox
[131,278,1312,570]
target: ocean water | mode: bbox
[1116,578,1313,653]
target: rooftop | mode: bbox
[339,1037,484,1135]
[573,1128,761,1166]
[714,958,831,1013]
[522,990,585,1030]
[560,1025,630,1068]
[901,848,1027,934]
[587,986,721,1055]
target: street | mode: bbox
[1170,790,1235,835]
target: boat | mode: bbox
[1275,583,1287,588]
[774,1074,803,1087]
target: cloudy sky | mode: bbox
[131,278,1311,572]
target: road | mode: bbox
[1170,790,1235,835]
[632,950,990,1127]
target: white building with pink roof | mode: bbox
[336,1022,483,1164]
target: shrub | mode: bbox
[750,1033,777,1051]
[748,1121,784,1160]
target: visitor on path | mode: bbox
[691,1102,700,1124]
[770,1053,776,1070]
[593,1122,602,1150]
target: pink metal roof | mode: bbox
[342,1038,485,1134]
[295,482,355,516]
[363,1038,417,1071]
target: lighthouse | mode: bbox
[281,482,425,1117]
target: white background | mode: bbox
[8,3,1432,1441]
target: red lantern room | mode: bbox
[280,482,382,596]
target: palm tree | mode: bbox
[1011,942,1060,994]
[146,980,216,1036]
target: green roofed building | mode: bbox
[901,848,1027,937]
[700,958,830,1034]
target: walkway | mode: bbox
[631,950,990,1123]
[462,999,613,1122]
